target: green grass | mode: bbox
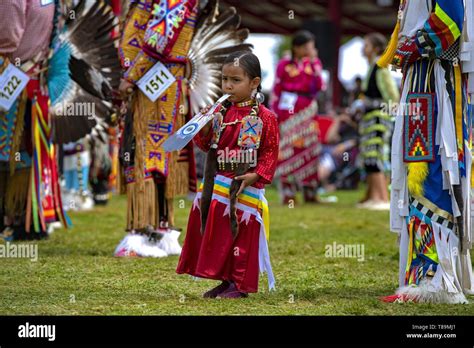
[1,186,474,315]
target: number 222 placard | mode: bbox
[0,64,30,111]
[137,61,176,102]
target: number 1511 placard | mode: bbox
[137,61,176,102]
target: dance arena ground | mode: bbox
[2,186,474,315]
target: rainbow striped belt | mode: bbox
[196,175,270,240]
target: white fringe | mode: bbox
[114,230,182,258]
[157,229,182,256]
[396,280,468,304]
[396,219,474,300]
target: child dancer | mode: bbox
[176,52,279,298]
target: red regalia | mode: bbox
[177,102,279,293]
[271,56,324,202]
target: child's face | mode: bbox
[222,63,260,103]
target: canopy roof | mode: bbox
[220,0,399,36]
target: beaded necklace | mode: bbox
[235,99,254,107]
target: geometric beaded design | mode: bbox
[404,93,435,162]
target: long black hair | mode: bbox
[223,51,262,93]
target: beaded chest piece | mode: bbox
[237,115,263,149]
[211,100,263,171]
[210,100,263,151]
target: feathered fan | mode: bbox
[48,0,121,144]
[188,0,253,115]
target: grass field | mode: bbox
[1,186,474,315]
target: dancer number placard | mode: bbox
[137,61,176,102]
[0,64,30,112]
[278,91,298,111]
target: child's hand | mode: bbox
[200,105,212,115]
[234,173,261,196]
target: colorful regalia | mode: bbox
[115,0,199,257]
[358,60,399,174]
[115,0,252,257]
[176,101,279,293]
[0,0,58,240]
[0,0,121,240]
[386,0,474,303]
[271,56,324,203]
